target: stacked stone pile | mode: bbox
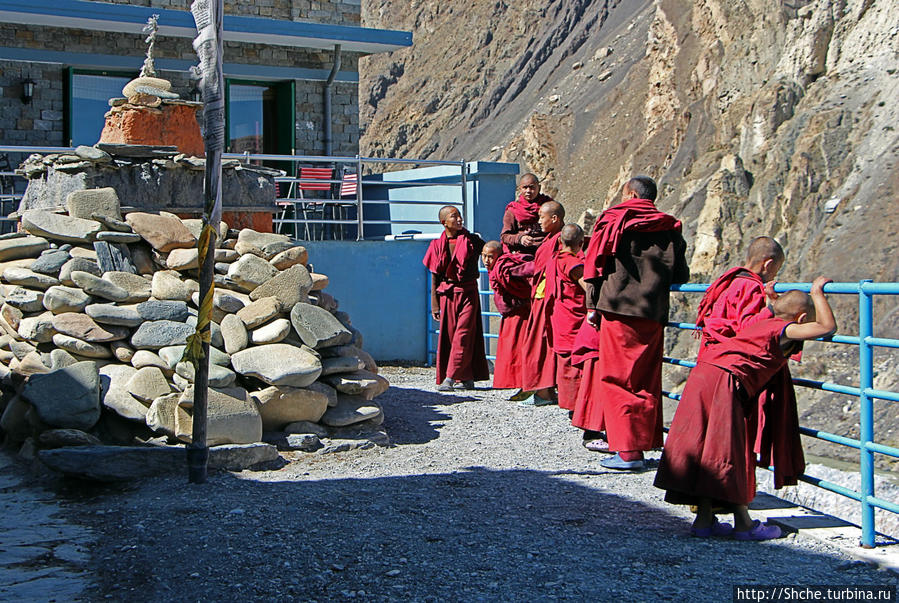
[0,186,388,474]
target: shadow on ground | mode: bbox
[67,467,894,601]
[378,384,478,446]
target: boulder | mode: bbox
[130,320,195,350]
[269,246,308,270]
[18,312,57,343]
[38,428,103,448]
[85,303,143,327]
[249,264,313,312]
[235,229,293,259]
[21,210,102,244]
[226,254,278,291]
[173,361,237,388]
[102,272,151,302]
[15,351,52,376]
[230,343,322,388]
[110,340,135,363]
[310,273,329,291]
[51,334,111,358]
[220,313,248,354]
[49,348,79,369]
[59,257,101,286]
[51,312,130,342]
[1,302,22,330]
[66,187,122,220]
[22,361,101,430]
[2,267,59,290]
[321,355,365,376]
[323,370,389,399]
[158,344,230,369]
[151,270,192,301]
[249,318,291,345]
[136,300,189,322]
[252,385,329,431]
[125,212,196,252]
[43,285,92,314]
[146,392,188,439]
[290,302,352,349]
[95,231,141,244]
[126,366,172,403]
[4,287,44,312]
[306,380,339,408]
[70,270,129,302]
[166,248,198,271]
[177,386,263,446]
[130,350,170,371]
[320,395,382,427]
[235,296,280,329]
[29,249,70,276]
[0,236,49,262]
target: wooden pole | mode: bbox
[186,0,225,484]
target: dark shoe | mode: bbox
[690,519,735,538]
[508,389,532,402]
[437,378,454,392]
[456,380,476,390]
[600,453,645,471]
[732,520,782,541]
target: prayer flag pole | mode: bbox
[185,0,224,484]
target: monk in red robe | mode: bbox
[695,237,805,489]
[654,278,836,540]
[482,241,533,392]
[571,316,607,450]
[577,176,689,470]
[501,173,554,255]
[423,205,489,391]
[547,224,587,411]
[518,200,565,406]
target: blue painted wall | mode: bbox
[303,239,431,362]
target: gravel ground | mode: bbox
[31,366,899,600]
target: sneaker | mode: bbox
[600,453,645,471]
[517,393,554,407]
[437,378,454,392]
[732,520,782,541]
[456,380,476,390]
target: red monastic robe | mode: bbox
[489,253,533,389]
[548,251,586,410]
[571,318,603,428]
[695,267,805,488]
[423,229,489,384]
[519,231,561,391]
[654,317,797,506]
[580,199,684,451]
[500,194,553,254]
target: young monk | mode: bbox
[577,176,689,469]
[518,200,565,406]
[482,241,533,393]
[547,224,587,412]
[501,173,554,254]
[696,236,784,361]
[654,277,836,540]
[423,205,489,391]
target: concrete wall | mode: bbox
[97,0,362,26]
[302,239,431,362]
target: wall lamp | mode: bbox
[21,78,35,104]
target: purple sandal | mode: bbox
[732,520,782,541]
[584,439,612,453]
[690,519,734,538]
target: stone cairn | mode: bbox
[0,185,389,478]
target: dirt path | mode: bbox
[8,366,897,601]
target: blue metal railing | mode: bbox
[428,276,899,548]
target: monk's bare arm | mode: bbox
[784,277,837,341]
[570,264,587,292]
[430,273,441,320]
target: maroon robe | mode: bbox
[423,229,489,384]
[519,231,560,391]
[654,317,798,506]
[489,253,533,389]
[500,193,553,254]
[581,198,684,451]
[548,251,586,410]
[695,266,805,488]
[572,318,603,428]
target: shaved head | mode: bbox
[520,173,539,186]
[540,200,565,219]
[773,290,814,321]
[438,205,459,222]
[747,236,785,266]
[624,176,657,201]
[560,223,584,248]
[483,240,502,255]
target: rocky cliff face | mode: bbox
[360,0,899,467]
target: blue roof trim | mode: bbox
[0,0,412,54]
[0,47,360,83]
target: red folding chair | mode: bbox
[297,167,333,240]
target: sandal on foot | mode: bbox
[508,389,533,402]
[690,519,734,538]
[437,378,455,392]
[732,520,782,541]
[455,380,476,390]
[584,439,612,453]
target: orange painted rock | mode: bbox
[99,104,204,157]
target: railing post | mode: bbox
[356,154,364,241]
[460,160,469,231]
[858,279,875,548]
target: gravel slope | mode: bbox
[51,366,897,601]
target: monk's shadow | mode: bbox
[378,384,477,445]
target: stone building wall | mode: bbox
[0,0,362,161]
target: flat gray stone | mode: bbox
[322,369,389,400]
[59,256,101,286]
[226,254,278,291]
[95,231,141,244]
[177,386,262,446]
[38,428,103,448]
[130,349,170,371]
[110,340,135,363]
[252,385,329,431]
[249,318,291,345]
[51,333,111,358]
[30,249,70,276]
[136,300,189,322]
[125,212,196,252]
[215,248,239,262]
[290,302,352,349]
[269,246,308,270]
[166,248,198,271]
[51,312,130,342]
[5,287,44,312]
[37,443,279,481]
[70,270,129,302]
[221,313,248,354]
[320,355,366,376]
[0,236,49,262]
[85,303,142,326]
[320,395,382,428]
[21,210,102,243]
[66,187,121,220]
[306,380,339,408]
[146,392,187,439]
[130,320,195,350]
[235,229,293,259]
[92,214,132,232]
[191,289,246,313]
[42,285,92,314]
[49,348,79,369]
[236,296,281,329]
[151,270,192,301]
[230,343,322,388]
[173,361,236,388]
[1,302,22,331]
[2,267,58,290]
[102,271,151,303]
[126,366,172,403]
[18,312,57,343]
[23,361,101,430]
[250,264,313,312]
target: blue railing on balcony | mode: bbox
[427,274,899,548]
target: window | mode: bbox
[225,80,295,159]
[66,69,135,147]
